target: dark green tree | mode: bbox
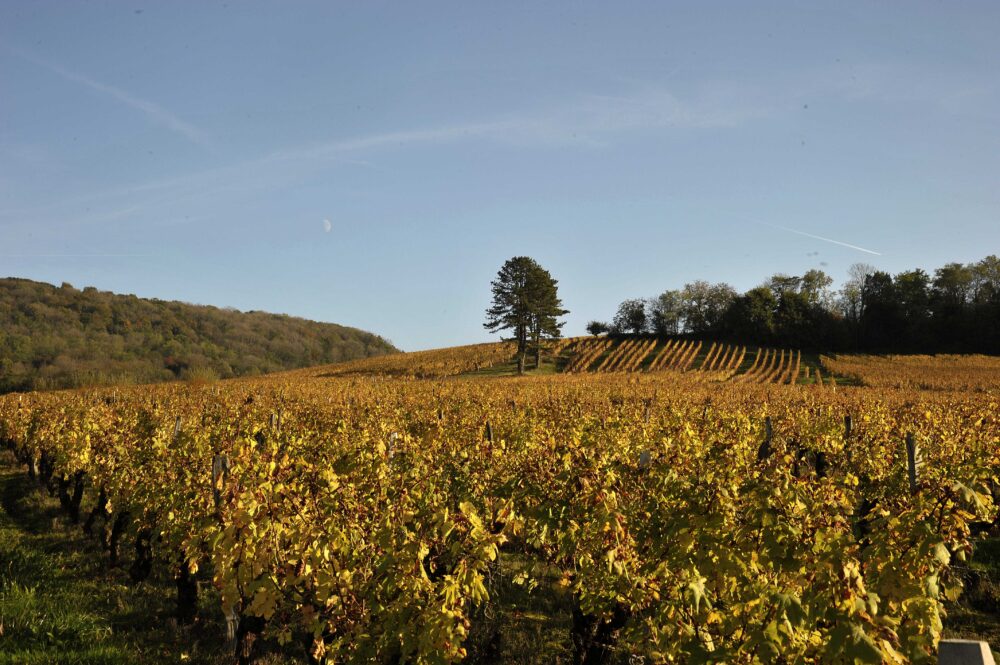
[612,299,648,335]
[766,274,802,299]
[586,320,610,336]
[527,263,569,369]
[774,290,815,349]
[484,257,568,374]
[800,269,834,307]
[648,290,683,335]
[972,255,1000,304]
[721,286,777,343]
[860,271,903,349]
[680,281,737,334]
[895,269,931,347]
[932,263,974,308]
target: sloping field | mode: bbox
[822,354,1000,392]
[301,341,519,378]
[558,337,811,385]
[301,336,826,385]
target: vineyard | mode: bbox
[2,355,999,663]
[313,342,518,379]
[821,354,1000,392]
[290,337,824,387]
[559,337,808,385]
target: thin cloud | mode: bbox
[1,84,773,227]
[760,222,882,256]
[272,87,768,159]
[0,253,152,257]
[6,45,212,149]
[269,120,520,162]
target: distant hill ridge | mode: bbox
[0,277,397,392]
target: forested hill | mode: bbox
[0,278,397,392]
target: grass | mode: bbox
[0,450,238,665]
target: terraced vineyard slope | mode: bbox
[559,336,807,384]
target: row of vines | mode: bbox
[561,338,802,384]
[1,374,997,663]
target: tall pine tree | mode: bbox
[484,257,568,374]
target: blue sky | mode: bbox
[2,2,998,350]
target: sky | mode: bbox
[1,2,998,350]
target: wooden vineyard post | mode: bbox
[906,432,921,494]
[27,450,38,481]
[844,415,853,465]
[387,432,400,460]
[226,608,240,653]
[637,449,652,472]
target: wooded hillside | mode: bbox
[0,278,397,392]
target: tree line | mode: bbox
[588,255,1000,354]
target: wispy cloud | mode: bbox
[1,84,771,224]
[6,45,212,149]
[273,86,767,158]
[0,253,152,258]
[266,120,522,162]
[0,81,775,228]
[760,222,882,256]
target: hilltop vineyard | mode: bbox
[1,352,998,663]
[318,341,518,378]
[560,337,803,384]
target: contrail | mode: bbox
[0,253,152,258]
[5,44,211,149]
[760,222,882,256]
